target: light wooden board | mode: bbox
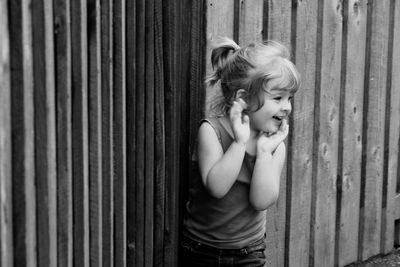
[338,0,367,265]
[383,0,400,254]
[54,0,73,266]
[0,0,13,265]
[88,0,103,265]
[312,1,342,266]
[205,0,235,115]
[360,0,390,260]
[288,0,318,266]
[70,0,90,265]
[263,1,292,266]
[238,0,263,45]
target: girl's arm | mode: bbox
[249,142,286,210]
[197,122,246,199]
[249,120,289,210]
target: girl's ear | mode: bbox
[235,89,247,100]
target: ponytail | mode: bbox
[205,37,240,87]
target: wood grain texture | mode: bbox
[144,1,155,266]
[112,0,127,266]
[238,0,263,45]
[265,0,292,44]
[263,1,291,266]
[360,0,390,260]
[338,0,367,265]
[100,0,114,265]
[205,0,235,114]
[0,0,13,265]
[153,0,166,266]
[135,0,145,266]
[54,0,73,266]
[288,0,318,266]
[312,1,342,266]
[70,0,89,265]
[31,0,58,265]
[125,0,136,265]
[88,0,103,265]
[383,0,400,254]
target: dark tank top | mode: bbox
[183,116,266,249]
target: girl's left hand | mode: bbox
[256,119,289,155]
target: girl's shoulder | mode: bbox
[199,115,233,152]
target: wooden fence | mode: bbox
[0,0,399,267]
[206,0,400,266]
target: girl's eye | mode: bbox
[273,97,282,101]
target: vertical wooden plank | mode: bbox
[288,0,318,266]
[360,0,390,260]
[154,0,166,266]
[0,0,13,265]
[8,0,37,265]
[32,0,58,265]
[135,0,145,266]
[100,0,114,265]
[338,0,367,265]
[54,0,73,266]
[205,0,235,114]
[238,0,263,45]
[88,0,103,266]
[145,1,155,266]
[383,0,400,254]
[312,1,342,266]
[126,0,136,265]
[263,1,292,266]
[70,0,89,265]
[113,0,126,266]
[266,0,292,44]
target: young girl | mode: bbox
[181,38,300,266]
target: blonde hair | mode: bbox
[206,37,301,115]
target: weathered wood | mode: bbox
[145,1,155,266]
[135,0,146,266]
[125,0,136,265]
[238,0,263,45]
[312,1,342,266]
[54,0,73,266]
[153,0,166,266]
[205,0,235,114]
[88,0,103,266]
[112,0,126,266]
[265,0,292,44]
[0,0,13,266]
[31,0,57,265]
[70,0,89,265]
[383,0,400,254]
[263,1,292,266]
[360,0,390,260]
[8,0,37,265]
[338,0,367,265]
[100,0,114,265]
[288,0,318,266]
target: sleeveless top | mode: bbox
[183,116,266,249]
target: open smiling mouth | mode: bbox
[272,116,285,122]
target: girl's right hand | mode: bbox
[256,119,289,155]
[229,99,250,145]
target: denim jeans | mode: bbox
[180,235,267,267]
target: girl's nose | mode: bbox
[282,100,292,113]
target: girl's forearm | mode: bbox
[249,146,286,210]
[205,141,246,198]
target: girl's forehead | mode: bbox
[264,88,293,96]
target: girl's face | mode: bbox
[248,89,292,134]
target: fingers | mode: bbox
[229,99,248,124]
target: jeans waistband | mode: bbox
[181,234,266,256]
